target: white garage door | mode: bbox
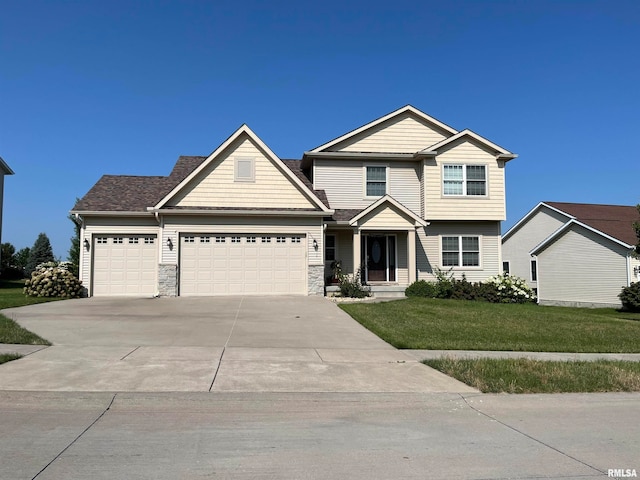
[92,235,158,296]
[180,234,307,296]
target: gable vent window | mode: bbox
[235,157,255,182]
[443,165,486,196]
[366,166,387,197]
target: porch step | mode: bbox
[325,285,407,299]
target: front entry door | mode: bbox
[366,236,387,281]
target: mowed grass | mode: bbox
[0,353,21,365]
[0,279,53,345]
[340,297,640,352]
[425,358,640,393]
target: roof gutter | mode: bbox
[70,210,154,217]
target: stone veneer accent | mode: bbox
[158,264,178,296]
[308,265,325,295]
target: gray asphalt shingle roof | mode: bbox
[73,156,329,212]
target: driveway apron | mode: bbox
[0,297,475,393]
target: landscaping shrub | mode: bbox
[338,268,371,298]
[405,273,534,304]
[620,282,640,312]
[485,273,536,303]
[405,280,438,298]
[24,261,85,298]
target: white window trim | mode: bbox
[442,163,488,197]
[235,157,255,183]
[440,235,482,269]
[363,164,389,199]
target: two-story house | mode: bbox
[72,106,517,297]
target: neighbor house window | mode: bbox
[442,236,480,267]
[503,261,510,274]
[443,165,486,196]
[365,166,386,196]
[235,157,255,182]
[325,235,336,262]
[531,260,537,281]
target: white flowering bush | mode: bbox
[485,273,536,303]
[24,261,85,298]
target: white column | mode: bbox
[353,229,361,277]
[408,229,417,283]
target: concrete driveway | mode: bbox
[0,296,474,393]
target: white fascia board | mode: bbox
[303,151,415,160]
[153,125,331,213]
[70,210,153,217]
[421,129,514,156]
[529,219,633,256]
[348,195,427,227]
[308,105,458,153]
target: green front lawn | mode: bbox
[340,298,640,353]
[0,279,53,345]
[425,358,640,393]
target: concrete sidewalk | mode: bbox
[1,391,638,479]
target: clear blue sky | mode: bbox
[1,0,639,258]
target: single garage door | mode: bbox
[92,235,157,296]
[180,234,307,295]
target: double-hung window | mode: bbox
[365,166,386,197]
[442,236,480,267]
[443,165,486,196]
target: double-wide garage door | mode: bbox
[92,235,157,296]
[180,234,307,295]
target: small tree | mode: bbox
[1,242,15,271]
[14,247,30,270]
[25,233,55,275]
[67,212,81,278]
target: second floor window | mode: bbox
[366,166,386,196]
[443,164,486,196]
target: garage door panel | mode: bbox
[92,235,157,296]
[180,234,306,296]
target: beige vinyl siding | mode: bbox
[537,225,630,307]
[501,206,569,288]
[396,234,408,284]
[314,159,421,212]
[169,136,316,209]
[328,112,450,153]
[358,205,415,229]
[417,221,502,283]
[162,215,323,265]
[425,139,506,221]
[81,216,160,291]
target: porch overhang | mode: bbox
[348,195,427,229]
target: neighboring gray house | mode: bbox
[502,202,640,308]
[0,157,15,265]
[72,106,518,297]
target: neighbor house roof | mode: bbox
[544,202,639,247]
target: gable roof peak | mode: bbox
[307,105,458,154]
